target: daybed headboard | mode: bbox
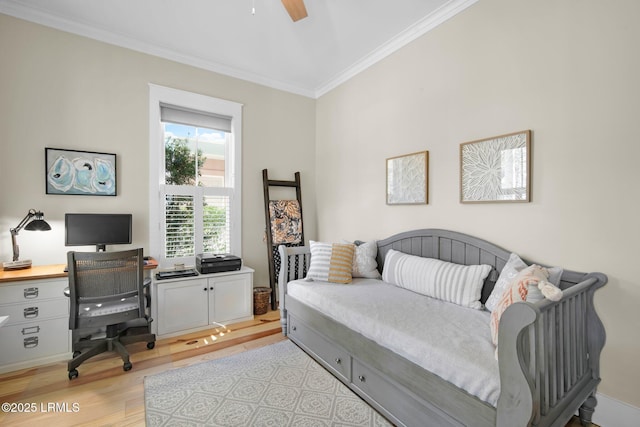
[376,229,510,304]
[375,228,591,302]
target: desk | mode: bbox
[0,259,158,374]
[0,259,158,283]
[0,264,67,283]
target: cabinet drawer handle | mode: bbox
[291,326,297,331]
[24,336,39,348]
[358,375,366,382]
[24,287,39,299]
[24,307,39,319]
[335,357,341,364]
[22,326,40,335]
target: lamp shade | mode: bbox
[24,219,51,231]
[24,211,51,231]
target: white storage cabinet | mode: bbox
[154,267,254,337]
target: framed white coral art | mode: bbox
[460,130,531,203]
[386,151,429,205]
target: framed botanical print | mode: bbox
[386,151,429,205]
[460,130,530,203]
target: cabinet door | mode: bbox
[211,273,252,324]
[157,279,209,335]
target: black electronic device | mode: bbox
[155,269,199,280]
[196,253,242,274]
[65,213,132,252]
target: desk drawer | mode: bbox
[288,314,351,382]
[0,299,69,326]
[0,316,69,365]
[0,279,68,304]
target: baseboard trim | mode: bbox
[595,392,640,427]
[0,352,68,375]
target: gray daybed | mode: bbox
[277,229,607,427]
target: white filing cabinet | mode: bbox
[0,275,70,373]
[154,267,254,337]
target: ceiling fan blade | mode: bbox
[281,0,308,22]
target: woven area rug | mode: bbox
[144,339,392,426]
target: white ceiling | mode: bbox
[0,0,478,98]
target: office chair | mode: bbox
[66,248,155,380]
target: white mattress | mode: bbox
[287,278,500,406]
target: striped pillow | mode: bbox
[306,241,355,284]
[382,249,492,309]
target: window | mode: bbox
[149,85,243,266]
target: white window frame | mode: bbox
[149,84,243,267]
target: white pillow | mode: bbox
[382,249,492,309]
[485,253,563,312]
[343,240,381,279]
[306,241,355,284]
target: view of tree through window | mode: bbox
[165,137,205,185]
[163,123,230,258]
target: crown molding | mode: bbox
[0,0,316,98]
[314,0,479,98]
[0,0,477,99]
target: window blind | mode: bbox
[165,194,195,258]
[203,195,230,254]
[160,103,232,133]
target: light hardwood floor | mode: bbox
[0,310,284,426]
[0,309,592,426]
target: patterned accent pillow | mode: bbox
[382,249,492,309]
[485,253,563,312]
[490,264,550,354]
[342,240,382,279]
[306,241,355,284]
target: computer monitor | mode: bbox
[65,213,132,252]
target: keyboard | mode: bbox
[155,269,199,280]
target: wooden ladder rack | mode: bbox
[262,169,305,310]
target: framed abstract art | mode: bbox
[45,148,117,196]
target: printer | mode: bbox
[196,253,242,274]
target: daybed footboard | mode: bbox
[497,272,608,427]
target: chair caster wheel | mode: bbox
[73,351,81,358]
[123,362,132,371]
[68,369,79,380]
[147,341,155,350]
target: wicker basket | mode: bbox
[253,287,272,315]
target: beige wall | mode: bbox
[316,0,640,409]
[0,14,316,288]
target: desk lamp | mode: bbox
[3,209,51,270]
